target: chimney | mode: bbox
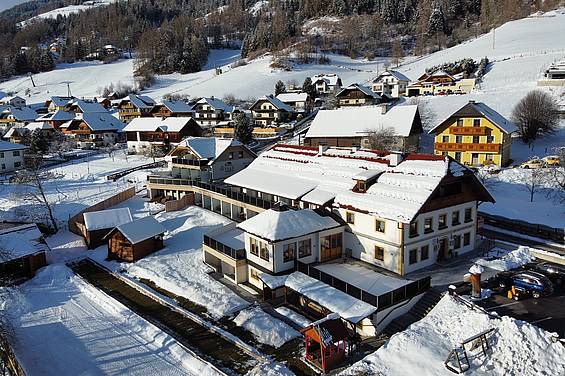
[468,100,475,104]
[318,145,328,155]
[379,103,388,114]
[388,152,404,167]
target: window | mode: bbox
[452,211,460,226]
[472,136,480,143]
[424,218,433,233]
[357,181,366,192]
[228,152,234,159]
[464,207,473,222]
[260,241,269,261]
[463,232,471,246]
[454,152,462,162]
[0,152,4,158]
[438,214,447,229]
[250,238,259,256]
[409,221,418,238]
[442,135,449,143]
[409,249,418,265]
[374,246,384,261]
[1,164,4,170]
[283,243,296,263]
[456,119,463,127]
[375,219,385,233]
[453,235,461,249]
[238,151,244,158]
[298,239,312,258]
[486,135,495,143]
[473,119,481,127]
[14,161,21,168]
[455,136,463,143]
[421,245,429,260]
[13,151,20,157]
[250,268,259,281]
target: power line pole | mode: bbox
[67,82,72,97]
[28,73,36,87]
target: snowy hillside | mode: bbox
[19,0,117,27]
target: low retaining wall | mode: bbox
[68,187,136,235]
[165,193,194,212]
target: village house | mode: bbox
[249,95,294,126]
[0,140,27,172]
[46,96,75,111]
[191,97,234,127]
[81,208,133,249]
[2,126,29,144]
[275,92,312,114]
[35,110,74,129]
[66,99,108,115]
[0,95,26,107]
[406,70,475,96]
[116,94,156,122]
[150,100,193,118]
[335,83,381,107]
[0,106,38,128]
[0,222,49,283]
[429,100,517,166]
[60,113,125,148]
[544,59,565,80]
[311,73,342,95]
[371,70,411,98]
[304,104,422,151]
[106,216,166,262]
[150,137,256,197]
[123,117,202,154]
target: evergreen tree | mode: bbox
[428,5,447,35]
[30,129,49,155]
[302,77,317,99]
[275,80,286,96]
[233,113,253,145]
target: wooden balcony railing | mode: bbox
[435,142,501,153]
[449,126,487,135]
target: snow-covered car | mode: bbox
[542,155,561,167]
[496,271,554,299]
[520,159,545,169]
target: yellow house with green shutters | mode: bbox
[429,101,518,166]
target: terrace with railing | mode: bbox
[203,234,246,260]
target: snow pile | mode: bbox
[246,362,295,376]
[233,306,301,348]
[5,265,220,376]
[275,306,312,328]
[475,246,534,271]
[341,295,565,376]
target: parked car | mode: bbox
[542,155,561,167]
[523,262,565,285]
[520,159,545,169]
[496,271,553,299]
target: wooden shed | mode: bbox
[82,208,133,249]
[0,223,49,284]
[301,314,350,373]
[105,216,166,262]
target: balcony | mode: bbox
[435,142,501,153]
[449,126,487,136]
[171,158,210,167]
[203,234,246,260]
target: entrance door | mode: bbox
[320,233,343,262]
[471,153,479,165]
[437,238,448,261]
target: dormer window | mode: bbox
[358,181,366,192]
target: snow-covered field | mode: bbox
[0,151,160,225]
[341,295,565,376]
[233,306,301,348]
[3,265,221,376]
[19,0,117,27]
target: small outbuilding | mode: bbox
[0,223,49,283]
[301,314,350,373]
[105,216,166,262]
[82,208,133,249]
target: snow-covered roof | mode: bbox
[25,122,52,131]
[2,106,38,121]
[3,126,28,138]
[276,92,309,103]
[194,97,233,112]
[79,113,125,132]
[251,95,294,112]
[206,224,245,250]
[71,100,107,113]
[175,137,242,161]
[49,96,74,107]
[0,140,27,151]
[0,223,49,262]
[123,117,195,133]
[285,272,377,323]
[113,215,166,244]
[83,207,132,231]
[429,101,518,134]
[237,208,341,242]
[160,100,193,113]
[120,94,155,110]
[36,110,74,122]
[306,105,420,138]
[311,73,340,86]
[337,83,380,99]
[300,188,337,206]
[373,70,411,83]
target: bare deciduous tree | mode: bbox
[364,127,398,151]
[511,90,559,143]
[514,167,546,203]
[545,147,565,204]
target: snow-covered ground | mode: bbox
[19,0,118,27]
[3,265,221,376]
[0,151,160,225]
[341,295,565,376]
[233,306,301,348]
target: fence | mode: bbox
[68,186,136,235]
[203,234,246,260]
[479,212,565,244]
[106,161,166,182]
[295,261,431,312]
[165,193,194,212]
